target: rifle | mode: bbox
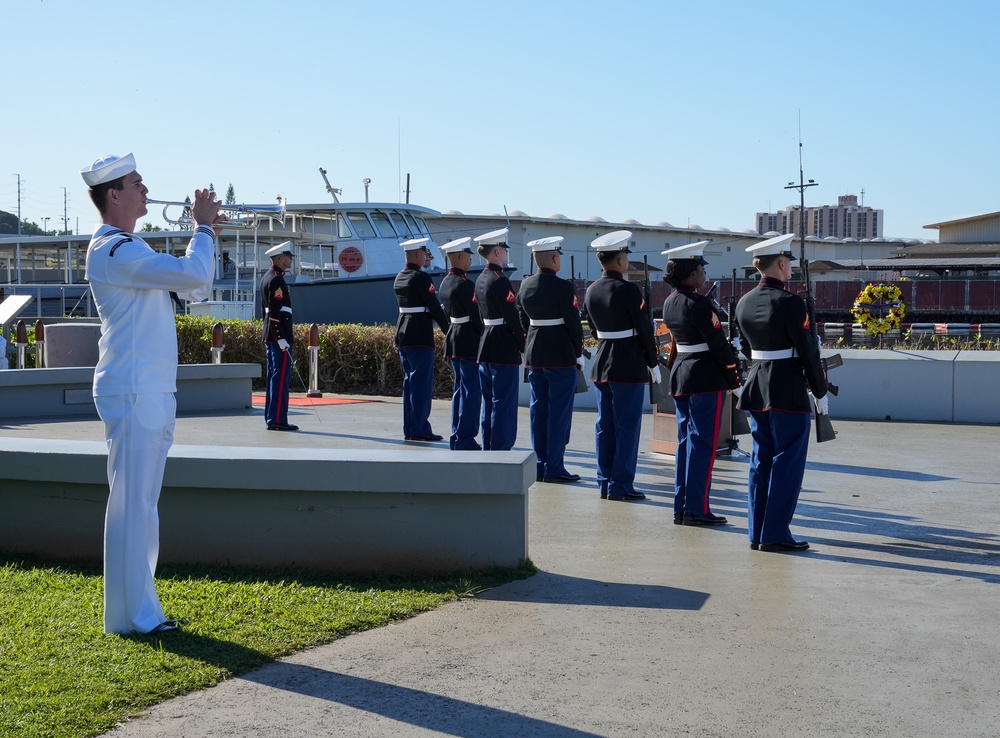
[800,257,842,443]
[707,277,751,440]
[643,255,666,405]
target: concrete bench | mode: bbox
[0,363,260,418]
[0,437,532,574]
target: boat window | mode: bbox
[411,215,431,236]
[389,211,413,236]
[346,212,377,239]
[337,213,352,239]
[402,212,423,235]
[370,211,397,237]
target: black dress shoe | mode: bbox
[682,512,728,526]
[758,540,810,552]
[408,433,444,442]
[267,424,299,431]
[673,513,684,525]
[750,542,760,550]
[147,621,180,635]
[607,491,646,501]
[542,473,582,484]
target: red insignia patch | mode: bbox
[472,295,478,303]
[428,283,436,293]
[507,290,515,303]
[711,312,721,328]
[803,314,811,330]
[572,295,579,309]
[274,287,283,300]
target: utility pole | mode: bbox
[859,187,866,266]
[13,174,23,236]
[784,141,818,267]
[62,187,69,235]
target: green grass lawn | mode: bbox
[0,555,534,738]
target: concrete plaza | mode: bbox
[5,394,998,736]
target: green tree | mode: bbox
[0,210,44,235]
[140,222,164,232]
[225,184,236,206]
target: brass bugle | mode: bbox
[146,196,286,229]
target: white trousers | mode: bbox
[96,393,175,634]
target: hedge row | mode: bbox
[176,316,454,398]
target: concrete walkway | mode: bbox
[6,395,999,736]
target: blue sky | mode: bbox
[2,0,997,239]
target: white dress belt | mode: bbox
[675,343,709,354]
[752,348,797,360]
[483,318,505,326]
[399,307,428,314]
[597,329,637,340]
[450,316,470,324]
[529,318,565,327]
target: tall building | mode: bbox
[756,194,883,239]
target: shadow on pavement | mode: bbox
[241,664,607,738]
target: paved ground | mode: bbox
[6,395,1000,737]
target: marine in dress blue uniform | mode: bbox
[438,237,484,450]
[261,242,298,431]
[394,237,450,441]
[516,236,585,483]
[82,152,220,634]
[474,228,525,451]
[735,233,829,552]
[581,231,660,501]
[661,241,741,526]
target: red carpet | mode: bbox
[251,394,379,406]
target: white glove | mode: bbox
[649,365,662,384]
[576,358,585,371]
[813,393,829,415]
[816,335,823,349]
[730,385,743,399]
[277,338,290,352]
[731,335,742,352]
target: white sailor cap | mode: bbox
[440,237,473,255]
[662,240,709,264]
[474,228,509,246]
[527,236,564,253]
[591,230,632,253]
[746,233,796,258]
[400,237,431,252]
[80,153,137,187]
[266,241,294,258]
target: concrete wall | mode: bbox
[818,349,1000,424]
[526,350,1000,424]
[0,438,532,574]
[0,363,260,418]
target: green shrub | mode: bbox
[176,316,454,397]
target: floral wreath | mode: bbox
[851,283,906,336]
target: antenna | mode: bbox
[784,113,818,265]
[318,167,341,203]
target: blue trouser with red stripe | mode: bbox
[594,381,645,497]
[747,409,811,545]
[400,346,435,438]
[479,363,519,451]
[528,366,577,479]
[673,391,725,517]
[450,357,482,450]
[264,342,292,427]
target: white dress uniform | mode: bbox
[85,222,215,633]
